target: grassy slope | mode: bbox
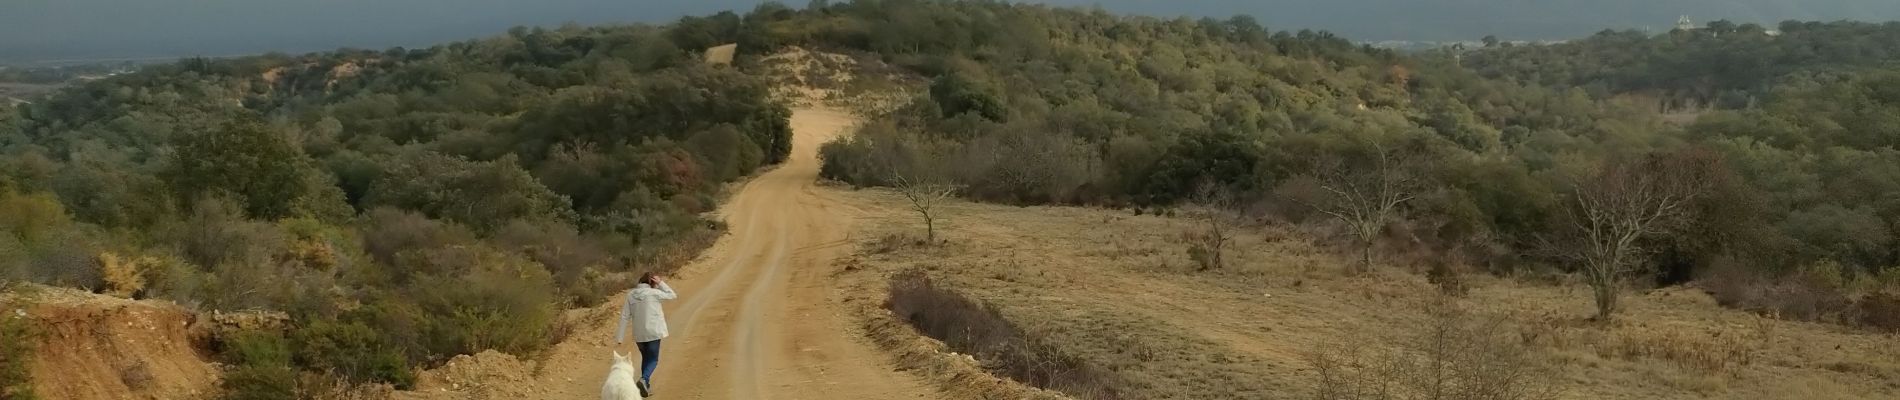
[832,188,1900,400]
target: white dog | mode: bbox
[602,351,644,400]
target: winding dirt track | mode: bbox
[527,107,936,399]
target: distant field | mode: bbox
[0,82,64,102]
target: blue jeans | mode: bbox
[636,339,661,386]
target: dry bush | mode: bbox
[357,207,475,270]
[1181,184,1240,271]
[295,372,394,400]
[174,197,288,270]
[96,252,147,298]
[274,220,344,274]
[1598,325,1754,372]
[1309,299,1557,400]
[1518,313,1757,373]
[1425,260,1469,296]
[886,269,1125,400]
[947,129,1095,205]
[568,268,635,308]
[1180,223,1230,272]
[490,219,611,306]
[1700,261,1857,323]
[867,233,918,255]
[1084,235,1159,262]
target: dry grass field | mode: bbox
[829,187,1900,400]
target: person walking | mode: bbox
[616,272,677,397]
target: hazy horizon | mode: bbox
[6,0,1900,63]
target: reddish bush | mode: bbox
[886,270,1124,400]
[1857,291,1900,333]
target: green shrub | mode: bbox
[293,319,415,388]
[413,251,558,358]
[367,246,558,363]
[0,191,102,287]
[221,364,297,400]
[221,331,293,366]
[0,191,69,245]
[219,332,296,400]
[0,236,23,284]
[363,151,575,232]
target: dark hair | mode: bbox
[639,272,658,287]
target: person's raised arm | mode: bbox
[655,279,678,301]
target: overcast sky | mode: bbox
[5,0,1899,63]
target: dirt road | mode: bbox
[410,107,936,400]
[628,107,932,399]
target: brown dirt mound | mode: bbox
[704,43,738,66]
[396,350,545,400]
[15,287,219,400]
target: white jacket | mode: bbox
[615,282,677,344]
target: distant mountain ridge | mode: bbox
[4,0,1899,62]
[1049,0,1900,40]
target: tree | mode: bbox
[892,173,959,243]
[928,71,1007,121]
[1481,35,1500,48]
[165,116,340,220]
[1544,150,1718,320]
[1283,146,1418,272]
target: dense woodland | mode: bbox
[1,0,1898,397]
[1467,21,1900,111]
[1463,21,1900,281]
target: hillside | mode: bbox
[1,16,795,399]
[3,1,1899,399]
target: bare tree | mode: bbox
[1284,146,1417,272]
[1181,183,1240,271]
[1545,151,1717,320]
[893,173,959,243]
